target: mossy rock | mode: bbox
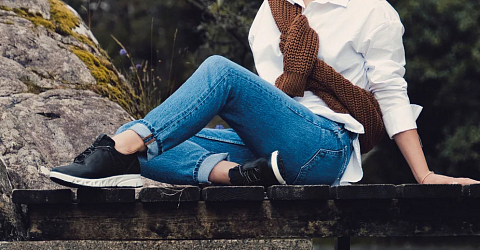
[1,0,143,118]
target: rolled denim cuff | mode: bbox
[197,153,229,184]
[127,121,160,161]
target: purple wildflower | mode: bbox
[119,49,127,56]
[135,64,141,69]
[215,125,224,129]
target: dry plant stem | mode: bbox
[169,28,178,95]
[87,0,90,28]
[111,35,149,114]
[209,161,239,185]
[150,17,154,89]
[112,130,147,155]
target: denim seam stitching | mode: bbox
[292,147,346,185]
[335,132,353,182]
[231,70,285,102]
[231,71,339,132]
[156,67,231,134]
[285,105,339,132]
[335,145,350,182]
[194,134,245,146]
[156,71,230,148]
[293,147,325,184]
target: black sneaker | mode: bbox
[228,150,287,186]
[50,134,143,188]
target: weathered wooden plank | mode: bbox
[334,237,350,250]
[0,239,313,250]
[77,188,135,203]
[267,185,330,200]
[139,186,201,202]
[331,184,396,199]
[12,189,74,204]
[24,198,480,240]
[398,184,463,199]
[202,186,264,201]
[463,184,480,198]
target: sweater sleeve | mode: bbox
[275,15,319,97]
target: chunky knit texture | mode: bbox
[269,0,385,154]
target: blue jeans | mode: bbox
[116,56,353,186]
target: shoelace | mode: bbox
[239,165,261,184]
[74,145,112,163]
[74,145,96,163]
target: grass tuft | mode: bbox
[71,47,142,118]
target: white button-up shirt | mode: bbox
[248,0,422,185]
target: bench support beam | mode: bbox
[334,237,350,250]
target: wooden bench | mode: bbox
[9,184,480,250]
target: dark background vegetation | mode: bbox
[64,0,480,184]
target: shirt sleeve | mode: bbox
[248,1,266,50]
[362,20,423,139]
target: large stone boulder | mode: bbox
[0,0,144,189]
[0,158,24,240]
[0,88,133,189]
[0,0,161,240]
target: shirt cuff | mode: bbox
[383,104,423,139]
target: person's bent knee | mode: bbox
[201,55,236,71]
[204,55,228,65]
[195,55,236,81]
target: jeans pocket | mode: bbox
[292,147,346,185]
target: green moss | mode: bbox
[74,33,97,49]
[5,1,99,50]
[71,47,118,84]
[19,76,52,94]
[1,21,14,25]
[49,0,80,36]
[7,0,81,38]
[71,47,141,118]
[0,6,12,11]
[12,7,54,29]
[2,1,142,117]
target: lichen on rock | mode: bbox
[71,47,138,114]
[1,0,142,118]
[0,0,50,19]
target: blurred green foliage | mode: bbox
[64,0,480,183]
[370,0,480,183]
[64,0,204,105]
[182,0,259,72]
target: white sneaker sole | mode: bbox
[271,150,286,185]
[50,172,143,188]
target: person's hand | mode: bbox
[422,173,480,185]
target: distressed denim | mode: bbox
[116,55,353,185]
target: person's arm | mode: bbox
[394,129,479,184]
[359,4,479,184]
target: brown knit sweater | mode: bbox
[268,0,385,154]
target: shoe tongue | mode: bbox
[93,134,115,147]
[228,165,244,186]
